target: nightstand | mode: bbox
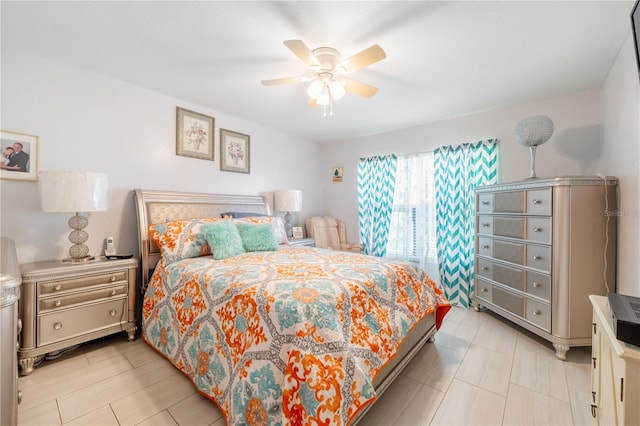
[18,257,138,375]
[288,238,315,247]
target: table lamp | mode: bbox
[39,171,108,263]
[274,189,302,239]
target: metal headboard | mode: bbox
[133,189,271,289]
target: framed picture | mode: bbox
[220,128,250,174]
[176,107,215,161]
[292,226,304,239]
[0,130,39,182]
[332,166,343,182]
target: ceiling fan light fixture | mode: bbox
[307,78,324,99]
[329,79,346,100]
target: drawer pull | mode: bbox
[532,255,542,260]
[532,199,542,205]
[531,310,541,316]
[481,223,491,228]
[591,404,597,418]
[532,282,541,288]
[54,300,62,307]
[481,288,488,293]
[481,266,490,271]
[481,244,490,249]
[110,289,117,296]
[481,201,490,206]
[54,284,62,291]
[109,309,117,317]
[532,226,542,232]
[53,322,63,330]
[111,276,116,282]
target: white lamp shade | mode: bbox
[39,171,108,212]
[275,190,302,212]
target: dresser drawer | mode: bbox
[478,194,493,213]
[527,217,552,244]
[525,297,551,332]
[492,286,524,317]
[475,278,493,303]
[38,298,128,346]
[477,237,493,257]
[477,215,494,235]
[493,191,525,213]
[38,271,128,297]
[526,244,551,273]
[476,257,493,280]
[526,271,551,302]
[526,189,552,215]
[38,283,128,314]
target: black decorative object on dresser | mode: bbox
[18,257,138,375]
[473,176,617,360]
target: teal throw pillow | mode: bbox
[201,221,245,260]
[236,222,278,252]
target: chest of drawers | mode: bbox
[18,258,137,375]
[474,177,617,359]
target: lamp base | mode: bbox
[62,255,95,264]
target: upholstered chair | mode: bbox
[305,216,362,252]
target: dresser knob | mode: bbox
[109,310,117,317]
[54,284,62,291]
[481,288,488,293]
[111,289,117,296]
[533,227,542,232]
[482,266,489,271]
[532,199,542,205]
[111,276,116,282]
[481,244,490,249]
[53,322,63,330]
[532,255,542,260]
[481,223,490,228]
[532,310,541,316]
[532,282,541,288]
[481,201,490,206]
[54,300,62,307]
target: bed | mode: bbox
[134,189,450,425]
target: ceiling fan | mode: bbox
[261,40,386,115]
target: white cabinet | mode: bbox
[590,295,640,425]
[474,177,617,359]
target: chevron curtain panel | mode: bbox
[357,154,398,257]
[434,140,498,307]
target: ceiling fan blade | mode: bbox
[261,76,308,86]
[283,40,320,68]
[338,44,386,73]
[343,79,379,98]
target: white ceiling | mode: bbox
[2,1,634,143]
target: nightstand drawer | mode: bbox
[38,298,128,346]
[38,283,128,314]
[38,271,128,297]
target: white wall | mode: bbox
[0,48,322,263]
[601,33,640,297]
[320,90,603,243]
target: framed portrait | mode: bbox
[292,226,304,239]
[0,130,39,182]
[332,166,343,182]
[220,128,250,174]
[176,107,215,161]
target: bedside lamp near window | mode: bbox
[39,171,108,263]
[274,189,302,239]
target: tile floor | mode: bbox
[17,306,595,425]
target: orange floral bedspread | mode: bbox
[142,246,450,425]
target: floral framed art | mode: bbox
[0,130,39,182]
[220,128,250,174]
[176,107,215,161]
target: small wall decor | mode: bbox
[220,128,250,174]
[176,107,215,161]
[0,130,39,182]
[332,166,343,182]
